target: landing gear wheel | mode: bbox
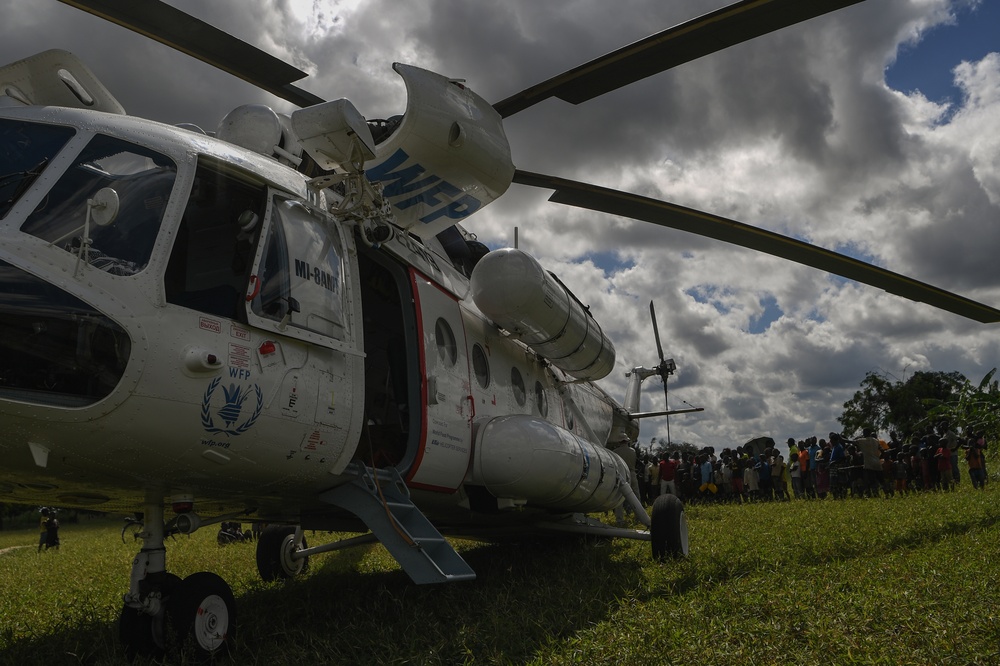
[650,494,688,560]
[168,572,237,661]
[256,525,309,581]
[118,572,182,661]
[119,606,156,661]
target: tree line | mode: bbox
[839,368,999,446]
[644,368,1000,457]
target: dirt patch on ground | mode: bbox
[0,545,31,556]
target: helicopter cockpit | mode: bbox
[18,129,176,276]
[0,101,365,422]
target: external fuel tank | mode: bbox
[470,415,628,513]
[470,248,615,381]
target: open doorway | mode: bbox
[357,247,419,470]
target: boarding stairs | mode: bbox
[320,463,476,584]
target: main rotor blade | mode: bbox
[494,0,865,118]
[630,407,705,420]
[649,301,666,363]
[58,0,325,107]
[513,170,1000,324]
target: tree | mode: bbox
[924,368,1000,451]
[839,370,966,439]
[650,439,700,459]
[839,371,893,437]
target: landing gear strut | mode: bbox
[118,499,236,660]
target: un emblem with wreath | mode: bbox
[201,377,263,435]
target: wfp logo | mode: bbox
[201,378,263,436]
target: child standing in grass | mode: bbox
[37,508,49,553]
[44,512,60,550]
[731,460,745,501]
[771,454,787,500]
[894,452,909,495]
[935,442,952,491]
[919,444,933,491]
[789,452,802,499]
[966,442,986,490]
[908,444,922,490]
[880,450,895,497]
[743,461,759,501]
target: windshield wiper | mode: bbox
[0,158,49,217]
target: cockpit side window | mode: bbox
[0,258,131,407]
[0,118,75,219]
[165,161,267,319]
[20,134,175,275]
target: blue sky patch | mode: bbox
[885,2,1000,112]
[686,285,731,315]
[583,250,636,276]
[749,294,784,334]
[806,309,827,325]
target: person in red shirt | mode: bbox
[659,452,679,496]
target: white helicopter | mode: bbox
[2,0,998,659]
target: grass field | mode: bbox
[1,484,999,665]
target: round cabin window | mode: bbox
[511,367,526,406]
[435,318,457,366]
[534,380,548,417]
[472,344,490,388]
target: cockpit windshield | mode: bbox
[0,118,75,219]
[20,133,176,275]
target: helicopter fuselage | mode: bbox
[0,99,632,532]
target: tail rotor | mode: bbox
[649,301,677,445]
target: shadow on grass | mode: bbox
[0,615,121,665]
[651,501,1000,600]
[882,510,1000,551]
[232,537,646,664]
[0,536,646,664]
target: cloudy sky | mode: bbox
[4,0,998,452]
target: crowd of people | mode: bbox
[636,423,990,504]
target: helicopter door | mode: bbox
[406,269,473,492]
[241,191,364,471]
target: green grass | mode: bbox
[1,486,999,665]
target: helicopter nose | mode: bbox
[0,259,131,407]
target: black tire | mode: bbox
[119,606,156,661]
[118,572,182,661]
[168,572,237,662]
[255,525,309,581]
[650,494,688,560]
